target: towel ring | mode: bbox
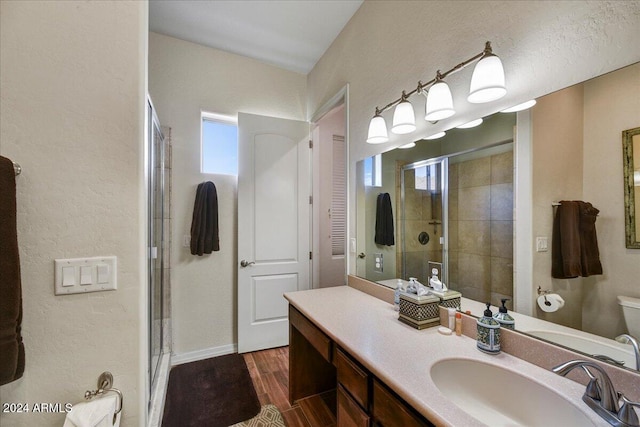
[84,371,123,425]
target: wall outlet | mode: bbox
[374,253,383,273]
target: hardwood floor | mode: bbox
[243,346,335,427]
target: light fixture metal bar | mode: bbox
[373,41,492,115]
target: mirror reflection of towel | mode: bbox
[375,193,394,246]
[551,200,602,278]
[190,181,220,255]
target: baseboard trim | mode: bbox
[171,343,237,366]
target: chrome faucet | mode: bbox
[553,359,639,426]
[615,334,640,371]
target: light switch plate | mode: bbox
[536,237,549,252]
[55,256,117,295]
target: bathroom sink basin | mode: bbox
[430,358,596,426]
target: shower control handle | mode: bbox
[240,260,255,268]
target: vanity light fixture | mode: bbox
[391,91,416,134]
[467,44,507,103]
[366,108,389,144]
[425,131,446,140]
[398,142,416,149]
[425,72,455,121]
[456,118,484,129]
[501,99,537,113]
[366,41,506,144]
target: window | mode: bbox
[201,112,238,175]
[364,154,382,187]
[414,164,440,192]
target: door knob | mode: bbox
[240,260,255,267]
[358,253,366,259]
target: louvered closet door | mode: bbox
[319,135,347,287]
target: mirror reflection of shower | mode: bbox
[399,159,446,285]
[397,142,514,308]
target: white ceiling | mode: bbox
[149,0,364,74]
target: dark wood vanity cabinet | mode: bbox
[338,384,370,427]
[289,305,433,427]
[372,380,431,427]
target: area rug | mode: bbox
[230,404,286,427]
[161,353,261,427]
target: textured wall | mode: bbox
[148,33,306,357]
[0,1,147,426]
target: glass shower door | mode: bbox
[399,158,447,284]
[148,100,164,393]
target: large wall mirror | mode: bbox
[355,62,640,373]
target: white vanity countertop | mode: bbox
[284,286,607,427]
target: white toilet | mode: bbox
[618,295,640,337]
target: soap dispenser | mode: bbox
[477,303,500,354]
[394,279,404,311]
[494,298,515,330]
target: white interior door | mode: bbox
[238,112,310,353]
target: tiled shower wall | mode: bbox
[448,150,514,307]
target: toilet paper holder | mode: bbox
[537,286,552,306]
[84,371,123,424]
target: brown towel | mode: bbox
[551,200,602,279]
[578,201,603,276]
[0,156,25,385]
[190,181,220,255]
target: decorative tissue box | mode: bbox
[434,290,462,310]
[398,292,441,330]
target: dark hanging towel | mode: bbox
[0,156,25,385]
[375,192,395,246]
[190,181,220,255]
[551,200,602,278]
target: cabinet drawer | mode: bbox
[338,385,370,427]
[372,380,431,427]
[335,348,369,409]
[289,306,332,362]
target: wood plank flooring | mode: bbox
[243,346,335,427]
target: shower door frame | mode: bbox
[400,157,449,285]
[147,99,165,397]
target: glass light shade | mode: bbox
[501,99,537,113]
[425,131,446,140]
[425,81,455,121]
[456,118,483,129]
[366,115,389,144]
[391,100,416,134]
[398,142,416,149]
[467,54,506,103]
